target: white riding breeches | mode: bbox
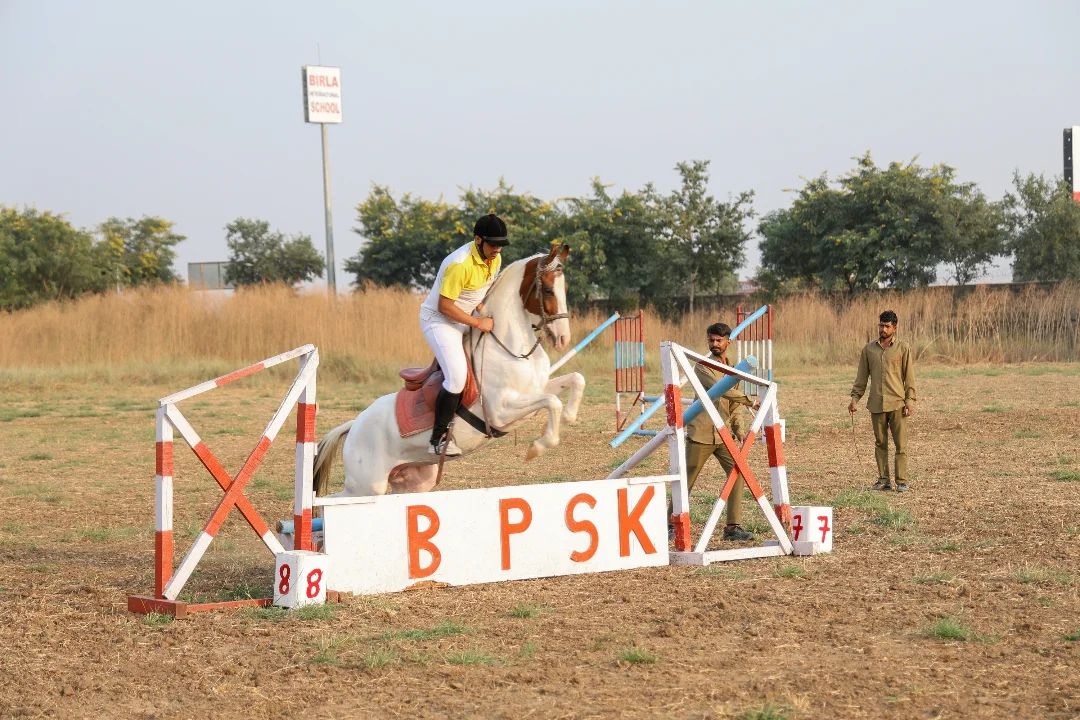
[420,311,468,394]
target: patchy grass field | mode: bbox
[1,361,1079,719]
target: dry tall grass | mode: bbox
[0,283,1076,382]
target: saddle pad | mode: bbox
[394,368,480,438]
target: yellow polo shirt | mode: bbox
[420,241,502,318]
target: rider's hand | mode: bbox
[903,404,915,417]
[474,317,494,333]
[847,399,857,414]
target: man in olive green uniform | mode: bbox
[848,310,917,492]
[682,322,756,541]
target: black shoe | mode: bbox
[894,482,909,493]
[722,524,754,542]
[872,479,893,491]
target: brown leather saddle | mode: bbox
[394,359,481,438]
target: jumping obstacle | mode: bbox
[318,476,670,594]
[614,311,647,432]
[612,310,691,439]
[548,312,620,374]
[307,341,819,590]
[127,345,319,617]
[735,304,773,398]
[607,341,816,565]
[132,339,826,613]
[610,306,774,449]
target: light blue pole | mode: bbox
[278,517,324,535]
[681,357,756,426]
[610,395,665,448]
[731,304,768,339]
[549,312,620,374]
[610,356,756,448]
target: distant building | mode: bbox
[737,278,759,295]
[188,262,234,290]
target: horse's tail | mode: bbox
[312,420,354,497]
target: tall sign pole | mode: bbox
[1065,127,1080,202]
[302,65,343,293]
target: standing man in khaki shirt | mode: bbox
[680,322,757,541]
[848,310,917,492]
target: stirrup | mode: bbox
[429,437,463,457]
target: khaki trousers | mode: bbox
[871,409,908,483]
[683,440,743,526]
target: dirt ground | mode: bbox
[1,360,1078,719]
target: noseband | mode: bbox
[476,254,569,361]
[524,256,570,334]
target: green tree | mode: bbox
[756,177,844,294]
[346,180,564,290]
[759,153,1004,293]
[95,216,184,288]
[223,218,324,286]
[937,182,1007,285]
[0,206,106,310]
[455,180,565,265]
[346,186,460,289]
[665,160,754,312]
[555,179,671,311]
[1003,172,1080,282]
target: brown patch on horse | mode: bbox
[519,244,571,318]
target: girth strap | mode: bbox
[455,405,508,438]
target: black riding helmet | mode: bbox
[473,214,509,246]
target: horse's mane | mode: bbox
[482,253,545,308]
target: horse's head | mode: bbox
[520,244,572,352]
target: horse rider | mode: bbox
[419,213,508,456]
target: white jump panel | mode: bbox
[323,478,669,595]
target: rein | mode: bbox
[480,254,567,361]
[468,252,569,439]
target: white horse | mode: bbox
[313,244,586,496]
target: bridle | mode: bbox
[479,253,568,360]
[524,255,570,333]
[466,250,570,443]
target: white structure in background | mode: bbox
[302,65,342,293]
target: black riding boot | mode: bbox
[430,387,463,452]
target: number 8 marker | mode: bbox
[278,563,292,594]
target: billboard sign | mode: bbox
[302,66,342,124]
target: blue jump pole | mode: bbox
[610,356,756,448]
[278,517,324,535]
[731,304,768,339]
[549,312,620,374]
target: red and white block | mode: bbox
[274,550,330,608]
[790,506,833,555]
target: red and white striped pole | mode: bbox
[154,407,174,598]
[762,389,791,528]
[293,366,318,551]
[660,341,691,550]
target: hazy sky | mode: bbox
[2,1,1076,286]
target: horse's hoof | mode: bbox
[526,442,542,461]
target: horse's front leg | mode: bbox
[489,392,563,461]
[544,372,585,424]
